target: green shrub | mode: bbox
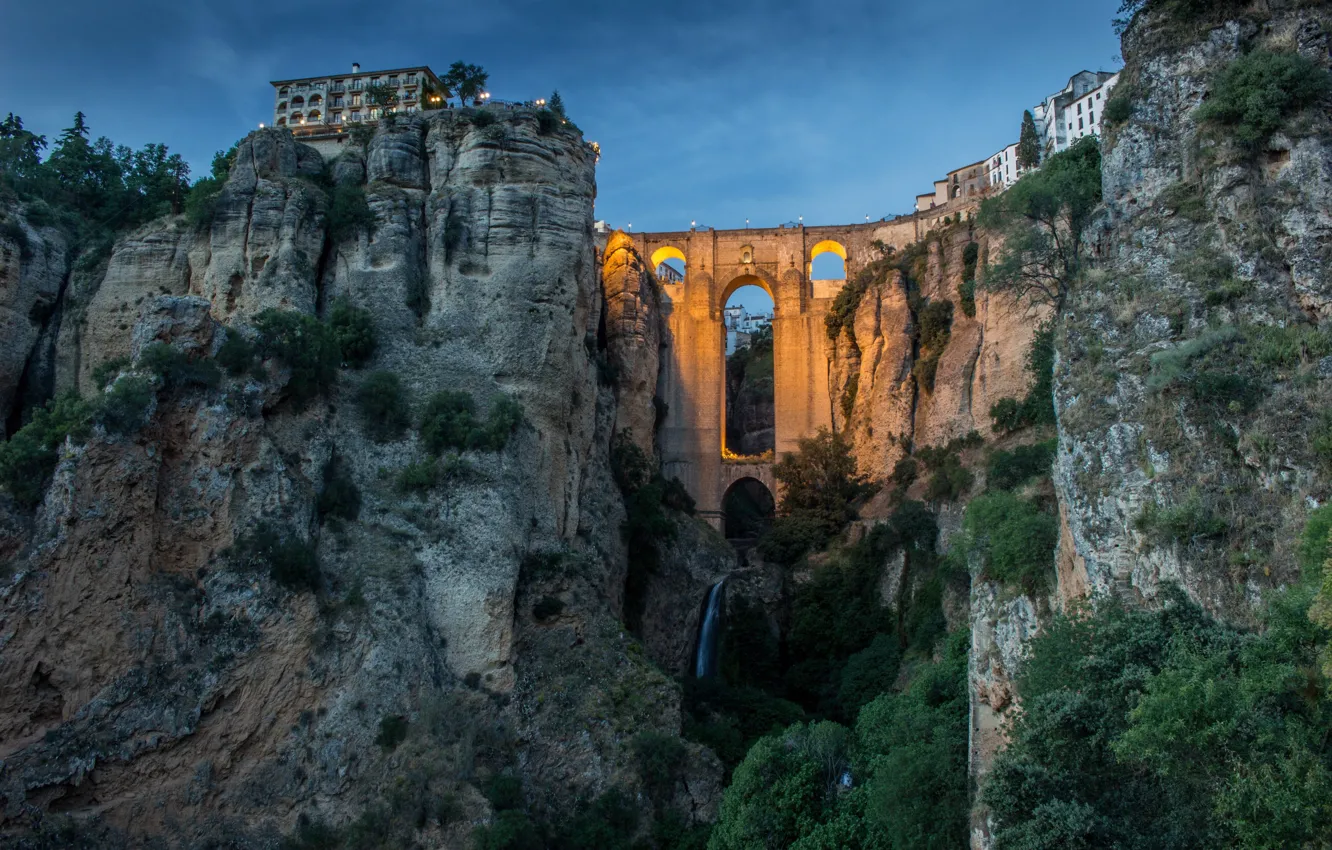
[1195,49,1331,153]
[1249,324,1332,369]
[989,325,1056,433]
[1103,87,1133,126]
[536,109,560,135]
[317,458,361,524]
[397,459,438,492]
[917,299,953,352]
[759,429,868,564]
[840,372,859,422]
[326,184,375,242]
[892,456,918,489]
[232,522,320,591]
[255,310,342,406]
[484,775,524,812]
[469,109,498,128]
[216,332,257,376]
[94,375,155,435]
[836,634,903,720]
[925,455,973,501]
[1299,505,1332,579]
[138,342,221,390]
[91,356,129,389]
[958,492,1057,587]
[989,397,1025,435]
[1159,180,1209,223]
[757,512,840,566]
[328,298,376,367]
[1135,490,1228,546]
[184,176,224,229]
[987,440,1056,491]
[420,391,522,455]
[375,715,408,750]
[356,371,410,441]
[0,392,92,507]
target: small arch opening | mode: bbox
[651,246,686,284]
[722,477,775,541]
[724,283,775,459]
[810,240,848,280]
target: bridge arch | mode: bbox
[721,474,776,540]
[809,239,849,281]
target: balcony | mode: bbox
[330,83,345,93]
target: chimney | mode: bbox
[352,62,360,74]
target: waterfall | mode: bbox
[694,579,726,678]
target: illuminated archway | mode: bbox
[809,240,848,280]
[723,276,775,459]
[722,477,775,540]
[651,246,687,283]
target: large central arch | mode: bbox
[632,219,924,525]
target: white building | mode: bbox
[270,63,445,138]
[724,306,772,355]
[1034,70,1120,157]
[986,141,1023,189]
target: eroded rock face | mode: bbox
[1057,3,1332,619]
[0,112,725,844]
[601,231,662,455]
[198,128,328,321]
[829,229,1044,482]
[0,211,68,436]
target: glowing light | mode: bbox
[691,220,696,228]
[651,246,686,269]
[259,122,265,128]
[536,98,546,107]
[810,240,848,262]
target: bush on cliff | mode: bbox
[356,371,410,441]
[987,587,1332,849]
[326,184,375,243]
[231,522,320,592]
[987,440,1056,491]
[758,428,869,564]
[1195,49,1332,154]
[0,392,91,507]
[329,298,377,368]
[255,309,342,406]
[954,491,1057,590]
[93,375,155,435]
[989,324,1056,434]
[419,391,523,454]
[979,137,1101,312]
[138,342,221,390]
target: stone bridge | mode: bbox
[630,214,950,526]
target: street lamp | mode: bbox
[536,98,546,107]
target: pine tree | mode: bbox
[1017,110,1041,170]
[548,90,566,118]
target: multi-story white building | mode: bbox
[1034,70,1119,156]
[986,141,1023,189]
[270,63,445,138]
[724,306,772,355]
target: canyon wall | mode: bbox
[0,113,721,845]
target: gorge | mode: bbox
[2,0,1332,848]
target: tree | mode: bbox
[1017,110,1040,170]
[977,136,1102,312]
[0,113,47,193]
[548,90,566,117]
[444,62,489,105]
[364,83,398,112]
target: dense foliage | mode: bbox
[0,112,191,254]
[709,632,969,850]
[990,324,1056,434]
[978,137,1102,311]
[1194,49,1331,154]
[758,429,869,564]
[255,310,344,406]
[987,588,1332,849]
[0,393,91,506]
[419,391,523,455]
[356,371,410,441]
[955,491,1057,590]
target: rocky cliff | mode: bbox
[0,112,721,846]
[1058,0,1332,619]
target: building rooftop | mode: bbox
[270,65,440,87]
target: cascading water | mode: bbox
[694,579,726,678]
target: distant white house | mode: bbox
[724,306,772,355]
[1034,70,1120,156]
[986,141,1024,190]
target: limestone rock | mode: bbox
[601,231,662,455]
[0,208,68,435]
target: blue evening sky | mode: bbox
[1,0,1122,313]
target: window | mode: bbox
[1090,112,1095,124]
[332,96,343,107]
[1077,102,1082,113]
[351,111,361,122]
[1079,117,1084,129]
[1097,92,1102,100]
[352,94,361,106]
[331,113,342,124]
